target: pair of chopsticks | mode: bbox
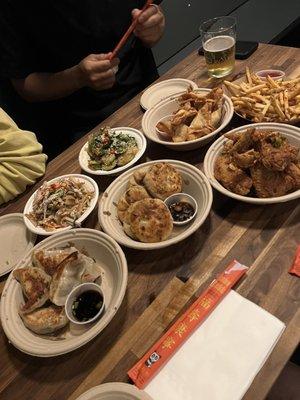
[109,0,153,61]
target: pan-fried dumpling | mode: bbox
[32,247,76,276]
[80,254,103,284]
[49,251,86,306]
[21,305,68,334]
[13,267,51,314]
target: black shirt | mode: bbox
[0,1,160,156]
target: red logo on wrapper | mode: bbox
[128,260,248,389]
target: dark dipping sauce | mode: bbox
[168,201,195,222]
[72,290,103,322]
[258,71,282,78]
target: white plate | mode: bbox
[23,174,99,236]
[76,383,153,400]
[0,213,36,277]
[79,127,147,176]
[1,228,128,357]
[142,88,234,151]
[204,122,300,204]
[140,78,198,110]
[99,160,213,250]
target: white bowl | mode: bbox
[23,174,99,236]
[79,127,147,176]
[76,383,153,400]
[99,160,213,250]
[0,228,128,357]
[65,283,105,325]
[204,123,300,204]
[142,88,234,151]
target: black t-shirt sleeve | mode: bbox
[0,1,38,79]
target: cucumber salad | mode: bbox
[87,127,139,171]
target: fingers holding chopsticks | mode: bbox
[77,53,120,91]
[132,4,165,47]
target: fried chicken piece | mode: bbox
[285,162,300,189]
[214,154,253,196]
[225,128,255,154]
[256,132,298,171]
[250,163,295,197]
[233,149,259,169]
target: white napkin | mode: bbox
[144,290,285,400]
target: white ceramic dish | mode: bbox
[79,127,147,176]
[65,283,105,325]
[99,160,213,250]
[142,88,234,151]
[204,122,300,204]
[140,78,198,110]
[23,174,99,236]
[76,383,153,400]
[1,228,128,357]
[0,213,36,277]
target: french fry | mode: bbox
[224,68,300,122]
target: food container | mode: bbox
[79,127,147,176]
[256,69,285,81]
[164,193,198,226]
[65,283,105,325]
[75,382,153,400]
[204,122,300,204]
[142,88,234,151]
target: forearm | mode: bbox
[12,66,84,103]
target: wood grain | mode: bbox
[0,43,299,400]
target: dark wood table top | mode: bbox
[0,43,299,400]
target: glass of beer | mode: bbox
[200,16,236,78]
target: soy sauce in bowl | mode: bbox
[72,290,104,322]
[65,283,105,325]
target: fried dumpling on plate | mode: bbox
[80,254,103,284]
[32,247,77,276]
[21,305,68,335]
[13,267,51,314]
[49,251,86,306]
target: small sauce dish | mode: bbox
[256,69,285,81]
[65,283,105,325]
[164,193,198,226]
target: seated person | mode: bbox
[0,1,165,158]
[0,108,47,205]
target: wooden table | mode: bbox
[0,43,299,400]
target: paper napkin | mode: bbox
[144,290,285,400]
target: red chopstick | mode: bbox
[109,0,153,61]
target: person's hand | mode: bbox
[132,5,165,47]
[77,53,119,90]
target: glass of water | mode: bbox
[200,16,236,78]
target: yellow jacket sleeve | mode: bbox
[0,108,47,205]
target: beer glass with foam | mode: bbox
[200,16,236,78]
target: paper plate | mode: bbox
[1,228,128,357]
[0,213,36,277]
[204,122,300,204]
[99,160,213,250]
[79,127,147,176]
[76,383,153,400]
[23,174,99,236]
[140,78,198,110]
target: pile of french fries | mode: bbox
[224,67,300,123]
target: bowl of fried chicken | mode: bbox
[142,87,234,151]
[204,123,300,204]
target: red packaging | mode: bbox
[128,260,248,389]
[289,245,300,277]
